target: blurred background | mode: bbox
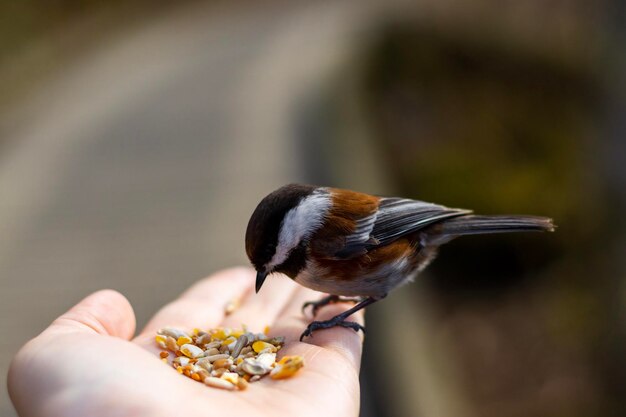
[1,0,624,416]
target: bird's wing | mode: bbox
[333,198,470,259]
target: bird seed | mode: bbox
[156,326,303,391]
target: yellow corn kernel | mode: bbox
[213,358,232,369]
[270,355,304,380]
[191,373,201,381]
[211,328,231,341]
[263,325,270,335]
[155,334,168,348]
[221,336,237,347]
[277,355,301,365]
[237,377,249,390]
[231,329,244,338]
[177,335,193,346]
[252,341,276,353]
[192,328,201,336]
[176,366,184,374]
[180,343,204,358]
[236,357,244,365]
[221,372,239,385]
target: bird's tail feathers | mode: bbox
[424,215,554,245]
[439,215,555,236]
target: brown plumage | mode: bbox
[308,188,380,260]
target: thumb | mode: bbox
[49,289,136,340]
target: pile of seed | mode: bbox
[155,326,304,391]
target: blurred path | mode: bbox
[0,1,381,415]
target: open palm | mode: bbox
[8,268,363,417]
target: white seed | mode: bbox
[250,375,261,382]
[204,347,220,356]
[224,299,239,315]
[173,357,190,366]
[196,357,213,372]
[241,358,271,376]
[205,341,221,349]
[157,327,190,340]
[204,376,235,390]
[257,352,276,368]
[165,336,178,352]
[204,354,230,362]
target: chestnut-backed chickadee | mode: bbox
[245,184,554,340]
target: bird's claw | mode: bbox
[301,295,361,317]
[301,295,339,316]
[299,319,365,341]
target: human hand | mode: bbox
[8,268,363,417]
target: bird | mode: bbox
[245,184,554,340]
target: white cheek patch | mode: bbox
[266,190,331,270]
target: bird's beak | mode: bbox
[255,270,268,293]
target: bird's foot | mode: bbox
[301,295,362,317]
[299,318,365,341]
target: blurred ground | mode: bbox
[1,1,624,416]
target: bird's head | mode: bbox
[245,184,330,293]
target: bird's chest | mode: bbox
[295,249,420,297]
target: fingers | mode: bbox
[220,273,299,332]
[8,290,135,416]
[138,267,254,337]
[270,287,365,370]
[48,289,136,339]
